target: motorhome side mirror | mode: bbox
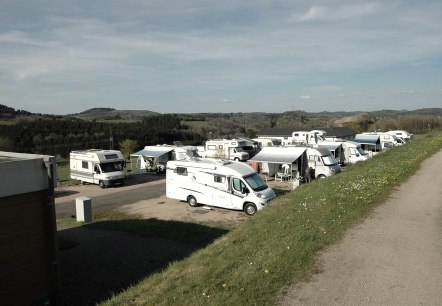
[356,153,360,157]
[242,187,249,194]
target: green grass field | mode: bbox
[91,132,442,305]
[181,120,210,127]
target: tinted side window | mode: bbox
[176,167,187,176]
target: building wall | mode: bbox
[0,152,60,305]
[0,190,56,305]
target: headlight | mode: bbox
[256,193,266,199]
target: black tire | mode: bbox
[318,174,326,179]
[234,157,240,161]
[187,196,198,207]
[244,203,257,216]
[99,181,106,189]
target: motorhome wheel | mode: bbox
[234,157,240,161]
[99,180,106,189]
[317,174,326,179]
[187,196,198,207]
[244,203,257,215]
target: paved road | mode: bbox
[280,149,442,305]
[54,174,166,217]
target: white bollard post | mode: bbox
[76,197,92,223]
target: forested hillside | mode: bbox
[0,112,203,157]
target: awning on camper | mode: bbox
[249,147,306,164]
[131,146,174,158]
[353,135,380,144]
[318,143,342,151]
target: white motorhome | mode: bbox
[306,147,341,178]
[386,130,412,142]
[70,149,125,188]
[341,141,369,164]
[253,138,282,147]
[205,139,249,161]
[132,145,200,172]
[318,141,368,165]
[361,133,397,148]
[166,158,276,215]
[292,130,326,145]
[353,134,383,157]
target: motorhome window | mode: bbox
[176,167,188,176]
[208,145,216,150]
[357,147,367,156]
[82,161,88,169]
[232,178,243,192]
[214,175,226,183]
[100,162,124,173]
[104,154,118,160]
[322,155,337,166]
[244,173,268,192]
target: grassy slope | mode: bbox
[101,132,442,305]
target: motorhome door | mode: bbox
[93,164,102,184]
[229,177,249,210]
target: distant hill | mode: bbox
[67,108,159,121]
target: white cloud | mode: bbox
[293,3,381,23]
[299,96,312,100]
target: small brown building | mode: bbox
[0,152,62,305]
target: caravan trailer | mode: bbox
[166,158,276,215]
[70,149,125,188]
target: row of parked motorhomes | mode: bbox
[69,130,412,215]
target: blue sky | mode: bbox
[1,0,441,115]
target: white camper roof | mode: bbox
[168,158,256,177]
[249,146,306,164]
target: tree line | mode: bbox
[0,115,204,158]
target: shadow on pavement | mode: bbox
[58,219,229,305]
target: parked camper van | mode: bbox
[166,158,276,215]
[253,138,282,147]
[361,133,397,149]
[386,130,412,142]
[317,141,345,165]
[205,139,249,161]
[306,147,341,178]
[341,141,368,164]
[293,130,326,145]
[70,149,125,188]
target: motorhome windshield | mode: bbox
[356,147,367,156]
[244,173,268,192]
[321,154,337,166]
[100,161,124,173]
